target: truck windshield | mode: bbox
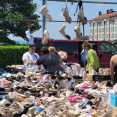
[100,42,117,55]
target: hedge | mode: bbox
[0,45,29,69]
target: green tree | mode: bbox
[76,35,89,40]
[0,0,41,44]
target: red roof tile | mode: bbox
[93,11,117,21]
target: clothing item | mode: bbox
[81,49,88,62]
[114,65,117,84]
[87,49,100,71]
[22,52,44,71]
[36,53,63,74]
[25,29,34,45]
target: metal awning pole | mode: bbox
[42,0,46,37]
[83,24,86,71]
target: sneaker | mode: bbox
[0,99,10,106]
[59,24,70,40]
[63,7,72,23]
[74,25,82,39]
[78,9,87,25]
[42,30,50,45]
[47,14,53,21]
[40,5,49,16]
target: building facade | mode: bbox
[89,9,117,41]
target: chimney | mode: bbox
[99,11,102,16]
[107,10,109,14]
[110,9,113,13]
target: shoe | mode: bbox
[34,105,44,116]
[47,14,52,21]
[44,83,51,90]
[60,111,71,117]
[14,95,24,102]
[44,107,55,116]
[78,9,87,25]
[42,30,50,45]
[104,104,112,117]
[59,24,70,40]
[26,106,36,116]
[74,25,82,39]
[0,99,10,106]
[21,98,34,107]
[63,7,72,23]
[40,5,49,16]
[21,114,28,117]
[40,5,52,21]
[65,90,73,97]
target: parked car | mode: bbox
[34,37,117,68]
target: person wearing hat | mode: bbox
[31,46,63,74]
[82,41,100,72]
[22,44,44,72]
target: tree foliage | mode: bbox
[76,35,89,40]
[0,0,41,44]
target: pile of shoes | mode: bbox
[0,69,113,117]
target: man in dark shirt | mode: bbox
[31,46,63,74]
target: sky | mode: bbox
[9,0,117,42]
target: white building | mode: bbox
[89,9,117,41]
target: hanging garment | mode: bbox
[25,29,34,45]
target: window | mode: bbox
[99,34,101,39]
[95,35,97,39]
[111,27,114,32]
[98,22,101,27]
[106,20,109,25]
[115,19,117,25]
[102,34,104,38]
[115,27,117,32]
[106,34,109,39]
[99,28,101,33]
[95,22,97,26]
[53,41,77,55]
[90,23,93,27]
[102,28,104,32]
[90,29,93,33]
[95,29,97,33]
[100,42,117,55]
[115,34,117,38]
[106,28,109,32]
[90,43,97,51]
[111,34,114,38]
[101,21,104,26]
[110,20,114,25]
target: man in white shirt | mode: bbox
[22,44,44,72]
